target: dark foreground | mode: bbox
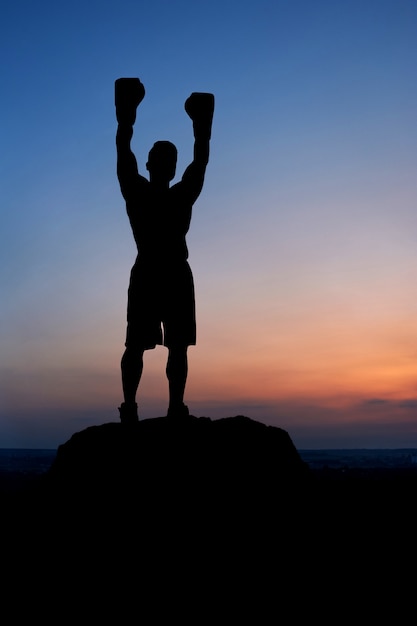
[3,415,416,618]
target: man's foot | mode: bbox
[167,403,190,419]
[118,402,139,424]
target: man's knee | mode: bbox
[122,345,145,365]
[167,344,188,359]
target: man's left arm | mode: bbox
[181,92,215,202]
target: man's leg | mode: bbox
[119,346,144,422]
[166,345,189,416]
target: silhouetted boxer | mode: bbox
[115,78,214,423]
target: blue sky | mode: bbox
[1,0,416,448]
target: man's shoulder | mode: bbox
[169,179,196,200]
[124,175,150,199]
[137,174,150,187]
[169,180,183,193]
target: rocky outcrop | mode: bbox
[44,414,309,514]
[49,415,306,478]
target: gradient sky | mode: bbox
[1,0,416,448]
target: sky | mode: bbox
[1,0,416,448]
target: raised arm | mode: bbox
[181,92,215,201]
[115,78,147,199]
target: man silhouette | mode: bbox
[115,78,214,423]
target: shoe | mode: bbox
[118,402,139,424]
[167,403,190,419]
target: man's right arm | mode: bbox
[116,124,142,200]
[115,78,147,200]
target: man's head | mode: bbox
[146,141,178,184]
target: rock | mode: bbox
[46,414,307,496]
[35,414,308,537]
[10,414,310,595]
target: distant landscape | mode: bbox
[2,446,417,476]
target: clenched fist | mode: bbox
[185,92,214,139]
[115,78,145,125]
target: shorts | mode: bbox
[125,258,196,350]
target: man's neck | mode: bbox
[149,176,170,191]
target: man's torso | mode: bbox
[126,178,193,263]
